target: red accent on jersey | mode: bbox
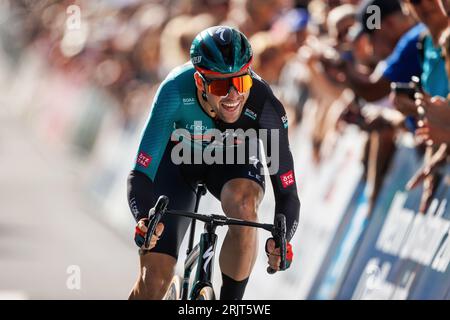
[280,170,295,188]
[137,152,152,168]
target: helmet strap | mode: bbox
[196,72,210,103]
[196,73,217,117]
[199,89,217,117]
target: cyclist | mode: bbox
[127,26,300,300]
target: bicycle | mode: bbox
[142,184,288,300]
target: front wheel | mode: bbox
[195,286,215,300]
[163,275,182,300]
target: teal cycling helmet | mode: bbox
[190,26,253,75]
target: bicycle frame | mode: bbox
[144,186,287,300]
[168,208,276,300]
[180,220,219,300]
[177,184,219,300]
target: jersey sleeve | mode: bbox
[133,78,181,181]
[128,78,181,222]
[258,89,300,242]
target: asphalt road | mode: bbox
[0,112,138,299]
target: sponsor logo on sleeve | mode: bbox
[137,152,152,168]
[182,97,196,105]
[280,170,295,188]
[281,115,288,128]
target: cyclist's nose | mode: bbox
[226,86,240,99]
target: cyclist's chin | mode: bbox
[219,103,243,123]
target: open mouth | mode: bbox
[221,100,240,113]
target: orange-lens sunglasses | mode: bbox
[200,73,253,97]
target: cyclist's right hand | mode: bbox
[134,218,164,250]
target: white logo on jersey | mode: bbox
[249,155,260,169]
[248,171,262,182]
[182,97,195,105]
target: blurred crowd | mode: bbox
[1,0,449,218]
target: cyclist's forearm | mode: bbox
[261,96,300,242]
[274,189,300,242]
[127,170,155,222]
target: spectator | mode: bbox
[271,8,309,55]
[415,96,450,145]
[327,4,356,50]
[178,0,231,24]
[403,0,449,97]
[159,14,215,75]
[250,32,287,85]
[393,0,450,214]
[323,0,424,102]
[229,0,285,38]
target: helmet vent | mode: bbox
[240,35,247,57]
[217,42,233,66]
[200,42,214,62]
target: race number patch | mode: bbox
[280,170,295,188]
[137,152,152,168]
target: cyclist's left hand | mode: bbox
[265,238,293,271]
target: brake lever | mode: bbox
[143,195,169,249]
[267,214,287,274]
